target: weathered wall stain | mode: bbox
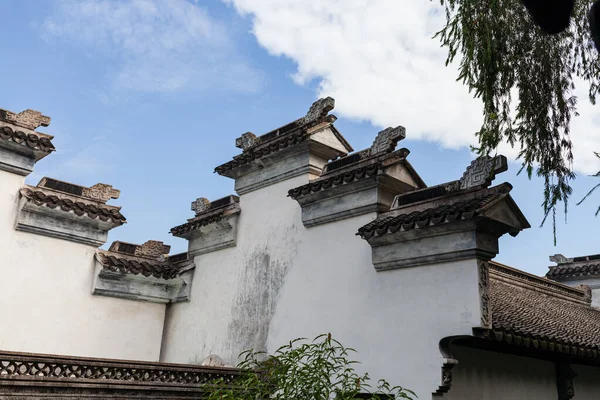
[227,247,290,356]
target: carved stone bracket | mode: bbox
[369,126,406,155]
[556,363,577,400]
[459,155,508,190]
[478,259,491,328]
[433,337,462,398]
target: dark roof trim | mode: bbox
[289,152,411,201]
[20,188,126,224]
[356,184,512,240]
[215,115,334,176]
[171,196,240,237]
[96,251,182,280]
[0,125,55,156]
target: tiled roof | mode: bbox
[215,115,336,176]
[547,263,600,280]
[96,242,191,280]
[96,251,178,280]
[171,195,240,237]
[214,97,352,177]
[356,185,511,240]
[0,125,55,156]
[20,187,126,224]
[288,147,412,200]
[479,262,600,357]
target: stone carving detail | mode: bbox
[302,97,335,124]
[191,197,211,215]
[478,260,491,328]
[370,126,406,155]
[459,155,508,190]
[82,183,120,202]
[550,254,574,265]
[135,240,171,259]
[235,132,260,150]
[201,354,225,367]
[433,358,458,396]
[556,363,577,400]
[0,109,51,130]
[0,355,238,385]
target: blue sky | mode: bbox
[3,0,600,276]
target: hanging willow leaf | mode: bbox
[435,0,600,243]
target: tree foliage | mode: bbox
[203,333,416,400]
[435,0,600,241]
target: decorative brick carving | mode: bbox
[0,109,51,130]
[191,197,211,215]
[135,240,171,259]
[235,132,260,150]
[478,260,491,328]
[82,183,120,202]
[302,97,335,124]
[370,126,406,155]
[459,155,508,190]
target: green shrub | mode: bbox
[204,333,416,400]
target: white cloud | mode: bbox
[43,0,262,93]
[227,0,600,174]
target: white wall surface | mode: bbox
[0,169,165,361]
[161,172,483,399]
[573,364,600,399]
[558,277,600,308]
[445,346,557,400]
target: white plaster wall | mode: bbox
[162,171,483,398]
[445,346,557,400]
[161,175,305,364]
[0,169,165,361]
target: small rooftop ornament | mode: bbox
[0,108,51,130]
[191,197,211,215]
[369,126,406,156]
[301,97,335,125]
[235,132,260,151]
[549,254,574,265]
[82,183,120,202]
[135,240,171,259]
[459,155,508,190]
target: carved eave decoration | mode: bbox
[287,126,426,227]
[171,195,241,257]
[0,108,55,176]
[16,179,125,247]
[214,97,353,183]
[93,242,194,303]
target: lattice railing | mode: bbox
[0,350,241,399]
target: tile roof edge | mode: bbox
[489,261,589,304]
[472,327,600,355]
[20,185,122,210]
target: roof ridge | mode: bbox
[489,261,589,303]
